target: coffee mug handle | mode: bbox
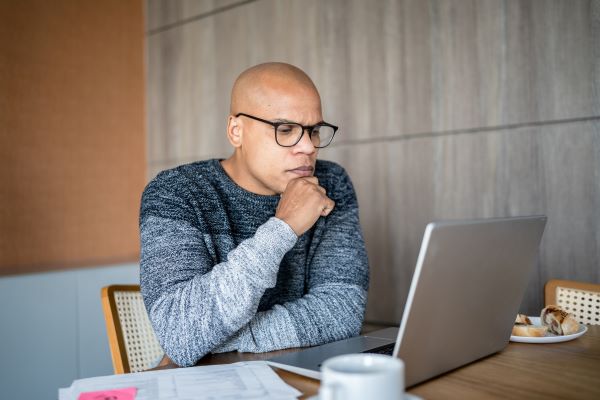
[318,382,343,400]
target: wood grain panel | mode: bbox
[528,0,598,118]
[147,18,235,168]
[0,0,145,274]
[326,120,599,322]
[538,122,600,291]
[147,0,597,169]
[146,0,246,31]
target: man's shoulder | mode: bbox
[140,159,225,222]
[142,159,219,204]
[314,159,356,203]
[315,159,347,180]
[153,159,214,182]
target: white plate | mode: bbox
[510,316,588,343]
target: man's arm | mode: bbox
[214,173,369,353]
[140,177,298,367]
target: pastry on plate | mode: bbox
[515,314,532,325]
[541,305,579,335]
[511,324,548,337]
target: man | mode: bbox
[140,62,369,367]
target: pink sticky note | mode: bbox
[77,387,137,400]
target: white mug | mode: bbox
[318,354,404,400]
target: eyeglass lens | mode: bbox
[276,124,335,148]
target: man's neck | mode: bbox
[220,156,276,196]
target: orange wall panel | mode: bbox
[0,0,146,274]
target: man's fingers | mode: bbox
[284,176,318,192]
[320,200,336,216]
[301,176,319,185]
[278,175,334,236]
[294,176,326,196]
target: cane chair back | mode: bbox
[545,279,600,325]
[101,285,164,373]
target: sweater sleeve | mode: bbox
[139,177,297,366]
[213,170,369,353]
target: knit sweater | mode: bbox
[139,159,369,367]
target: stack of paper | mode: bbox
[59,361,301,400]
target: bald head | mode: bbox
[230,62,321,116]
[222,62,325,196]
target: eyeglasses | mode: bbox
[235,113,338,148]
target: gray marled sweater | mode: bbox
[139,159,369,367]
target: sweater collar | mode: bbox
[210,159,281,207]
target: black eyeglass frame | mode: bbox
[235,112,338,148]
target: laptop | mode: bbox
[267,215,547,387]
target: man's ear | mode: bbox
[226,115,242,147]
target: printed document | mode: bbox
[58,361,301,400]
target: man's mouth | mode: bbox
[287,165,314,177]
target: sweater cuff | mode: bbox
[270,216,298,241]
[251,217,297,271]
[253,217,297,253]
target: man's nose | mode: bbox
[293,128,316,153]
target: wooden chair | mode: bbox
[544,279,600,325]
[101,285,164,373]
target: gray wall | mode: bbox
[146,0,600,323]
[0,263,139,400]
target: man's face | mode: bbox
[235,84,323,195]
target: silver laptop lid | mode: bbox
[394,215,547,386]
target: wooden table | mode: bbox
[157,325,600,399]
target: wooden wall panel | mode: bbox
[146,0,243,32]
[146,0,599,321]
[0,0,146,275]
[148,0,597,166]
[326,120,600,321]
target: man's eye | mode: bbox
[278,125,295,135]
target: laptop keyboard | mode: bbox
[315,343,396,367]
[363,343,395,356]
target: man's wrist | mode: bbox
[271,216,299,240]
